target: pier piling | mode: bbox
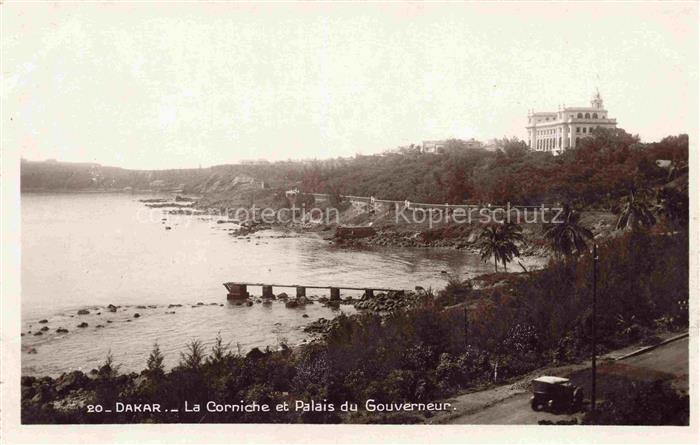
[223,281,401,301]
[226,283,249,300]
[262,285,274,299]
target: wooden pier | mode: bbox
[223,282,402,300]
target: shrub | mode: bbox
[584,380,689,425]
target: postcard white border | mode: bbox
[2,1,699,444]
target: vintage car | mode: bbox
[530,376,583,413]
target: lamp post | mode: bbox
[591,243,599,414]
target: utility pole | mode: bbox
[591,243,599,415]
[464,306,469,349]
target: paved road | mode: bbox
[444,336,688,425]
[622,336,688,392]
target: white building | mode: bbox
[526,90,617,155]
[421,138,482,154]
[421,140,447,154]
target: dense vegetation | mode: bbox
[22,227,688,424]
[22,130,688,211]
[292,130,687,206]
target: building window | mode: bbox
[583,127,587,133]
[585,113,590,118]
[592,113,598,119]
[576,127,580,133]
[577,113,583,118]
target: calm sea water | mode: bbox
[21,193,535,376]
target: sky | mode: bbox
[3,2,698,169]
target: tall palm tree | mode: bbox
[615,190,656,231]
[477,223,524,272]
[543,205,593,258]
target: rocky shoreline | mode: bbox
[330,227,552,260]
[141,194,558,260]
[21,287,424,370]
[20,287,430,415]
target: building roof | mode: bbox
[533,376,570,384]
[563,107,605,112]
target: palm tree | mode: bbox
[477,223,524,272]
[615,190,656,231]
[477,225,500,271]
[543,205,593,258]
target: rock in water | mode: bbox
[77,309,90,315]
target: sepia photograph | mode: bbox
[1,1,698,443]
